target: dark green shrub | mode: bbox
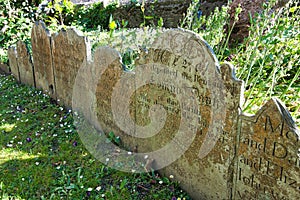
[0,0,40,63]
[73,2,117,30]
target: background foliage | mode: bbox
[0,0,299,198]
[182,0,299,123]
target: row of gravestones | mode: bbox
[4,21,300,200]
[7,21,90,108]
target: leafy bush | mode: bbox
[73,2,118,31]
[39,0,76,28]
[0,0,41,63]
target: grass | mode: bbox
[0,74,190,199]
[182,0,299,125]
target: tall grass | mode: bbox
[182,0,300,125]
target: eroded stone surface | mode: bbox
[8,46,20,82]
[52,28,90,107]
[79,29,243,199]
[235,98,300,199]
[16,41,35,86]
[0,63,10,74]
[31,21,55,97]
[133,30,242,199]
[10,22,299,200]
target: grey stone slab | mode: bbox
[16,41,35,86]
[8,46,20,82]
[51,28,91,107]
[132,29,243,200]
[31,21,55,97]
[234,98,300,199]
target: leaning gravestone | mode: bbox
[234,98,299,199]
[51,28,90,107]
[128,30,243,199]
[72,29,247,199]
[8,46,20,82]
[0,63,10,74]
[31,21,56,98]
[16,41,35,86]
[72,28,299,199]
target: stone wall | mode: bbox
[70,0,228,28]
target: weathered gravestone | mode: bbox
[16,41,35,86]
[72,29,249,199]
[51,28,90,107]
[72,28,299,199]
[31,21,56,98]
[7,43,35,85]
[7,46,20,81]
[234,98,300,199]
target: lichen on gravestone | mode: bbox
[31,21,56,98]
[235,98,300,199]
[72,29,244,199]
[51,28,91,107]
[16,41,35,87]
[7,46,20,82]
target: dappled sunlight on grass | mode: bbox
[0,74,190,199]
[0,123,15,133]
[0,148,42,165]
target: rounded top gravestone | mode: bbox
[72,28,244,199]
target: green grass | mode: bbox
[0,74,190,199]
[182,0,299,125]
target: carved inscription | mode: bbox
[235,99,300,199]
[31,21,55,97]
[52,28,90,107]
[134,48,209,145]
[133,30,242,200]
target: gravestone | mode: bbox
[8,46,20,82]
[16,41,35,86]
[72,28,299,199]
[234,98,300,199]
[0,63,10,74]
[73,29,244,199]
[31,21,56,97]
[130,30,243,199]
[51,28,91,107]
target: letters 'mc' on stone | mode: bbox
[31,21,55,98]
[52,28,91,107]
[235,98,300,199]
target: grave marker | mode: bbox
[31,21,55,97]
[16,41,35,86]
[8,46,20,81]
[234,98,300,199]
[52,28,91,107]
